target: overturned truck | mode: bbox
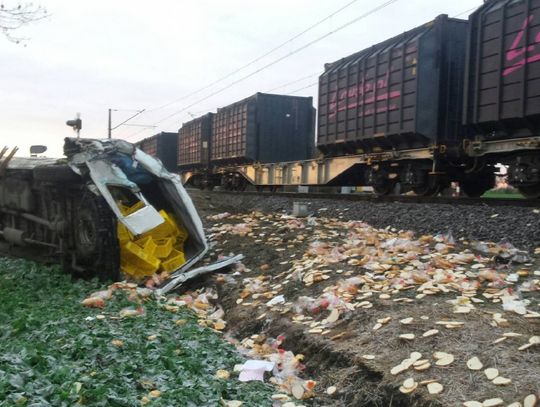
[0,138,213,285]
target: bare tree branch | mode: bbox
[0,2,49,44]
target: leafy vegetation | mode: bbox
[0,258,273,406]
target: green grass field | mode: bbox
[0,258,273,407]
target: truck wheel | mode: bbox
[65,192,120,281]
[33,165,81,183]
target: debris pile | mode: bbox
[203,209,540,405]
[81,281,153,310]
[233,333,316,402]
[208,213,539,318]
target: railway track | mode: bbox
[191,189,540,208]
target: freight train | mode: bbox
[135,0,540,198]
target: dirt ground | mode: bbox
[187,190,540,407]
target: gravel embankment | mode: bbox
[190,191,540,251]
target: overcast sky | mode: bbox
[1,0,483,157]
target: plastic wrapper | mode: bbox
[502,297,528,315]
[286,219,306,230]
[207,212,231,220]
[434,231,455,245]
[307,241,331,256]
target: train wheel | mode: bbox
[518,184,540,199]
[366,166,395,196]
[461,173,495,198]
[234,178,248,191]
[372,180,395,196]
[412,183,441,197]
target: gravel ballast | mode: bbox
[190,191,540,252]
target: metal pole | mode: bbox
[108,108,112,139]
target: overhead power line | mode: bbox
[265,72,322,93]
[146,0,362,114]
[290,82,319,95]
[123,0,400,141]
[452,5,480,18]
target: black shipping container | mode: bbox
[318,15,468,155]
[136,132,178,171]
[463,0,540,137]
[178,113,213,167]
[210,93,315,164]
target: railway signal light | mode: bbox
[66,113,82,138]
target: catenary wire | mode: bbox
[265,72,322,93]
[123,0,399,141]
[145,0,362,113]
[452,5,480,18]
[289,82,319,95]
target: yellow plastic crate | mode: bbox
[134,236,157,256]
[119,200,145,216]
[142,210,188,242]
[120,260,144,279]
[160,248,186,273]
[154,237,174,259]
[120,241,160,277]
[117,222,134,244]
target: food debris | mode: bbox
[422,329,439,338]
[399,377,418,394]
[427,382,444,395]
[433,352,454,366]
[326,386,337,395]
[463,402,483,407]
[215,369,230,379]
[524,394,538,407]
[291,382,304,400]
[492,376,511,385]
[200,204,540,406]
[221,401,243,407]
[399,333,415,340]
[111,339,124,347]
[399,317,414,325]
[484,368,499,380]
[466,356,483,371]
[482,398,504,407]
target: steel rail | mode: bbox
[192,189,540,208]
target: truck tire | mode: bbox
[65,192,120,281]
[33,165,81,183]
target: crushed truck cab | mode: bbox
[0,138,209,284]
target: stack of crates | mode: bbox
[117,202,188,279]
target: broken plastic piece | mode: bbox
[238,360,275,382]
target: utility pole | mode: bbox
[108,109,112,138]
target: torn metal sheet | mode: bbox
[156,254,244,295]
[84,159,164,235]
